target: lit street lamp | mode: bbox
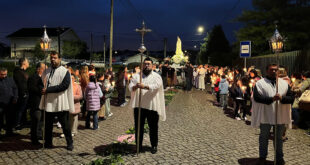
[269,25,284,165]
[197,26,204,34]
[40,25,51,150]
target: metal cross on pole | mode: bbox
[135,21,151,155]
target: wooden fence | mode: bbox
[246,49,310,76]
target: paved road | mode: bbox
[0,89,309,164]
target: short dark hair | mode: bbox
[302,71,310,78]
[266,64,277,71]
[18,57,28,66]
[0,67,7,72]
[221,75,226,79]
[50,51,61,58]
[36,62,43,69]
[89,75,96,83]
[144,57,153,64]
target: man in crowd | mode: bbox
[184,62,193,91]
[0,67,18,137]
[39,51,75,150]
[129,57,166,154]
[251,64,294,165]
[13,57,29,129]
[28,63,46,145]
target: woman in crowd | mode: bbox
[69,74,82,136]
[85,75,103,130]
[80,66,89,118]
[104,74,114,118]
[198,65,206,90]
[97,72,106,120]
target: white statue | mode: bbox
[171,36,189,65]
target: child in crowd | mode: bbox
[85,75,103,130]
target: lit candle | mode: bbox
[291,78,296,83]
[243,68,247,72]
[241,86,247,92]
[249,83,253,88]
[112,81,115,87]
[127,73,131,79]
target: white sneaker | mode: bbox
[244,117,248,121]
[108,113,113,117]
[235,117,241,121]
[60,134,65,138]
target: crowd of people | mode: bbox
[0,54,309,161]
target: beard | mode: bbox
[143,68,152,76]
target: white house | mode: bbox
[7,27,80,58]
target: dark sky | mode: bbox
[0,0,252,51]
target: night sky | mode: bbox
[0,0,252,51]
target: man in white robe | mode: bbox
[39,51,75,151]
[129,57,166,154]
[251,64,294,165]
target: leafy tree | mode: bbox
[235,0,310,56]
[33,42,45,60]
[91,53,102,61]
[62,40,88,59]
[197,33,210,64]
[206,25,232,66]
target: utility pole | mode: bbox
[103,35,106,66]
[90,32,93,63]
[14,43,17,66]
[164,38,167,58]
[57,27,61,57]
[109,0,114,67]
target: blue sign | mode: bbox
[240,41,251,58]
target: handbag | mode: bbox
[299,90,310,111]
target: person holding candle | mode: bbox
[104,74,114,118]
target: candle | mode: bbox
[241,86,247,92]
[291,78,296,83]
[127,73,131,79]
[112,81,115,87]
[243,68,247,72]
[249,83,253,88]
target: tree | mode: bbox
[33,43,45,61]
[62,40,88,59]
[206,25,233,66]
[235,0,310,56]
[197,33,210,64]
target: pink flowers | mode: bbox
[117,134,135,143]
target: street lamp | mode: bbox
[197,26,204,34]
[40,26,51,51]
[269,26,284,165]
[40,25,51,150]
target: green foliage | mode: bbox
[88,154,124,165]
[165,90,177,105]
[125,121,149,134]
[205,25,232,66]
[197,33,210,64]
[92,53,103,61]
[235,0,310,56]
[0,62,35,77]
[33,43,45,61]
[62,40,88,59]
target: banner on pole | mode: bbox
[240,41,251,58]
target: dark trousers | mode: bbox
[30,108,42,142]
[186,78,192,91]
[45,111,72,146]
[117,87,126,105]
[134,108,159,148]
[234,99,246,118]
[15,96,28,127]
[162,77,167,89]
[85,111,98,129]
[0,103,14,134]
[216,91,220,103]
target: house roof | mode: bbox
[7,27,71,38]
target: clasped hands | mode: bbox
[132,83,149,91]
[273,93,282,101]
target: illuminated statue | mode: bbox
[171,36,188,64]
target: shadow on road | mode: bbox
[238,158,274,165]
